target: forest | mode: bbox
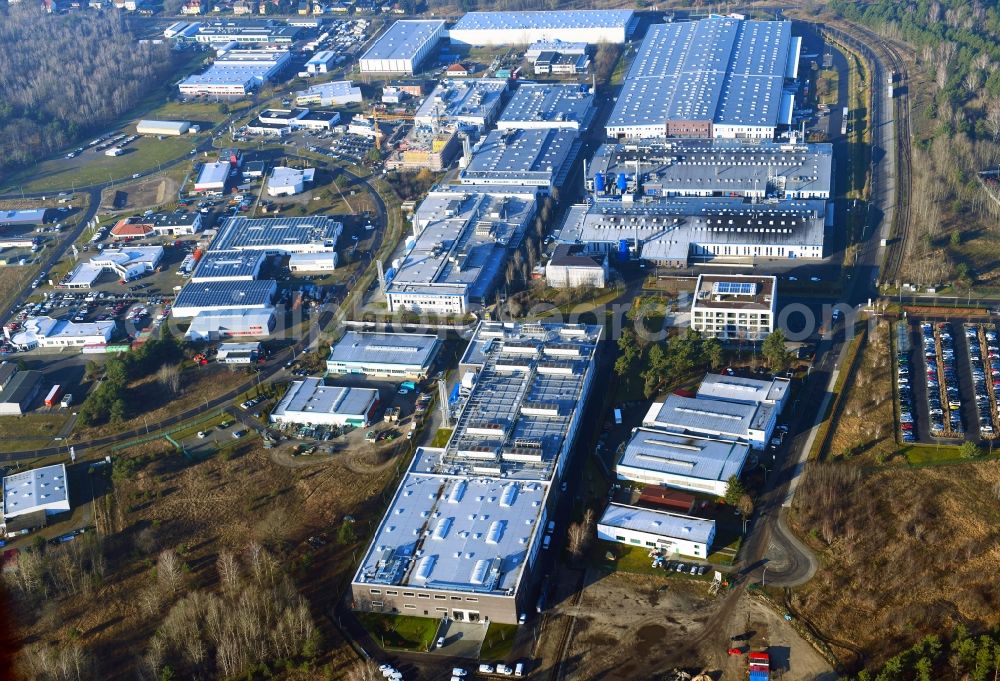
[0,5,172,177]
[825,0,1000,288]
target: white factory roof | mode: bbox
[0,209,46,225]
[10,316,114,347]
[460,128,579,186]
[185,308,275,339]
[387,190,535,300]
[617,428,750,486]
[644,394,773,439]
[268,166,315,189]
[296,80,362,103]
[598,503,715,544]
[497,83,595,130]
[306,50,336,66]
[361,19,444,62]
[588,139,833,198]
[696,373,789,405]
[329,331,440,367]
[355,471,549,594]
[409,321,602,481]
[3,464,70,519]
[196,161,233,187]
[414,78,508,126]
[452,10,634,33]
[271,378,377,420]
[137,119,190,134]
[607,16,793,130]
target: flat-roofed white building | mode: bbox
[306,50,336,73]
[544,244,607,289]
[359,20,445,74]
[270,378,379,427]
[171,280,277,318]
[450,10,636,46]
[295,80,363,106]
[288,252,338,272]
[2,464,71,522]
[179,48,290,97]
[209,216,341,255]
[267,167,315,197]
[597,503,715,558]
[615,427,750,496]
[136,119,191,136]
[190,250,266,283]
[696,373,790,412]
[184,308,276,341]
[690,275,778,341]
[327,331,440,379]
[496,83,594,132]
[217,341,263,364]
[61,246,164,289]
[643,394,776,451]
[414,78,508,130]
[9,317,115,351]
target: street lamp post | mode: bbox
[762,566,768,587]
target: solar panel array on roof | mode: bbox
[607,16,793,133]
[712,281,756,295]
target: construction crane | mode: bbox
[368,110,415,150]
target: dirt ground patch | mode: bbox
[100,173,181,212]
[535,571,832,681]
[790,461,1000,667]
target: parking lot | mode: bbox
[899,319,1000,444]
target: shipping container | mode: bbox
[44,385,63,407]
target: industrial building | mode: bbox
[496,84,595,132]
[544,244,607,289]
[8,318,115,351]
[458,128,579,193]
[0,209,47,226]
[136,119,191,136]
[351,322,602,624]
[192,20,300,44]
[597,504,715,558]
[359,19,446,74]
[209,216,341,254]
[606,16,800,139]
[525,40,587,60]
[194,161,234,193]
[184,308,276,341]
[449,10,637,46]
[267,167,315,197]
[2,464,71,530]
[110,211,202,239]
[0,370,43,416]
[384,189,536,315]
[643,393,776,451]
[171,279,277,318]
[326,331,440,379]
[696,372,790,411]
[414,79,509,130]
[190,250,266,283]
[294,80,363,106]
[179,48,290,97]
[270,378,379,428]
[615,427,751,496]
[61,246,164,288]
[217,341,263,364]
[690,275,778,341]
[385,126,461,172]
[288,252,338,273]
[554,197,828,267]
[305,50,337,73]
[588,139,834,200]
[531,51,591,76]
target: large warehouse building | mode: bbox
[384,189,536,315]
[209,216,341,255]
[179,49,290,97]
[359,20,446,74]
[351,322,602,624]
[171,279,277,318]
[2,464,71,525]
[606,16,800,139]
[326,331,441,379]
[449,10,637,46]
[414,79,509,130]
[270,378,379,428]
[458,128,580,193]
[554,197,828,267]
[643,393,777,451]
[496,83,595,132]
[136,120,191,136]
[588,139,834,200]
[615,427,751,496]
[184,308,276,342]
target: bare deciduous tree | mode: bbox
[157,363,181,396]
[567,508,595,559]
[157,548,185,598]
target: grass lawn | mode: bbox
[356,612,439,652]
[592,541,710,579]
[480,623,519,661]
[0,413,71,441]
[430,427,453,448]
[7,135,206,194]
[901,444,987,466]
[815,68,839,106]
